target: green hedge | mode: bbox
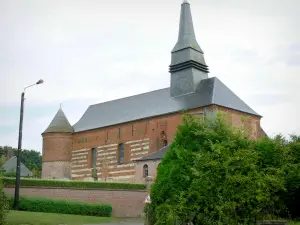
[8,196,112,217]
[1,177,146,190]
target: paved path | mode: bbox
[88,218,144,225]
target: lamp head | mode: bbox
[36,79,44,85]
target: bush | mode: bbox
[0,179,9,225]
[149,113,286,225]
[8,196,112,217]
[0,177,146,190]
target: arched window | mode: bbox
[119,143,124,164]
[143,164,148,178]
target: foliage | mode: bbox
[6,196,112,217]
[149,113,287,225]
[1,177,146,190]
[0,146,42,177]
[3,169,16,178]
[6,210,114,225]
[0,155,7,165]
[0,179,9,225]
[0,155,7,176]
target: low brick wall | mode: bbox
[4,187,147,218]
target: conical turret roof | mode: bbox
[43,107,73,134]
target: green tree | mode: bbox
[0,155,7,176]
[149,113,286,225]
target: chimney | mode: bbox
[7,147,14,160]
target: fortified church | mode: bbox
[42,1,265,183]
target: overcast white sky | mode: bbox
[0,0,299,152]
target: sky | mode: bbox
[0,0,299,152]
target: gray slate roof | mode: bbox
[135,145,170,162]
[2,156,33,177]
[73,77,260,132]
[43,108,73,134]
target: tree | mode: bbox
[0,155,7,176]
[0,146,42,177]
[149,113,286,225]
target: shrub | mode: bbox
[0,177,146,190]
[149,113,286,225]
[0,179,9,225]
[8,196,112,217]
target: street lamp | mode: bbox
[13,79,44,210]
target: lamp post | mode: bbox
[13,79,44,210]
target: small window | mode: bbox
[132,125,134,136]
[91,148,97,168]
[118,128,121,138]
[143,164,148,178]
[119,143,124,164]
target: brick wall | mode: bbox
[43,105,262,182]
[70,106,262,182]
[215,105,262,139]
[4,187,147,218]
[71,107,208,181]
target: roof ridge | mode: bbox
[135,145,171,161]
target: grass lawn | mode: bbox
[6,210,115,225]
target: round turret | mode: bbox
[41,107,73,180]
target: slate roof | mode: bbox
[2,156,33,177]
[172,1,203,53]
[43,108,73,134]
[135,145,171,162]
[73,77,260,132]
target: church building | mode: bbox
[42,1,265,183]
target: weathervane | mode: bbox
[183,0,188,3]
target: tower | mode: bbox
[170,0,209,98]
[41,106,73,179]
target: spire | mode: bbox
[172,1,203,53]
[43,107,73,134]
[169,1,209,98]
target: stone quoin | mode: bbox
[42,1,266,183]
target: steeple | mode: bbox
[172,0,203,53]
[43,107,73,134]
[170,1,209,98]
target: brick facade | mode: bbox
[70,107,204,181]
[4,187,147,217]
[41,104,262,182]
[70,106,262,182]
